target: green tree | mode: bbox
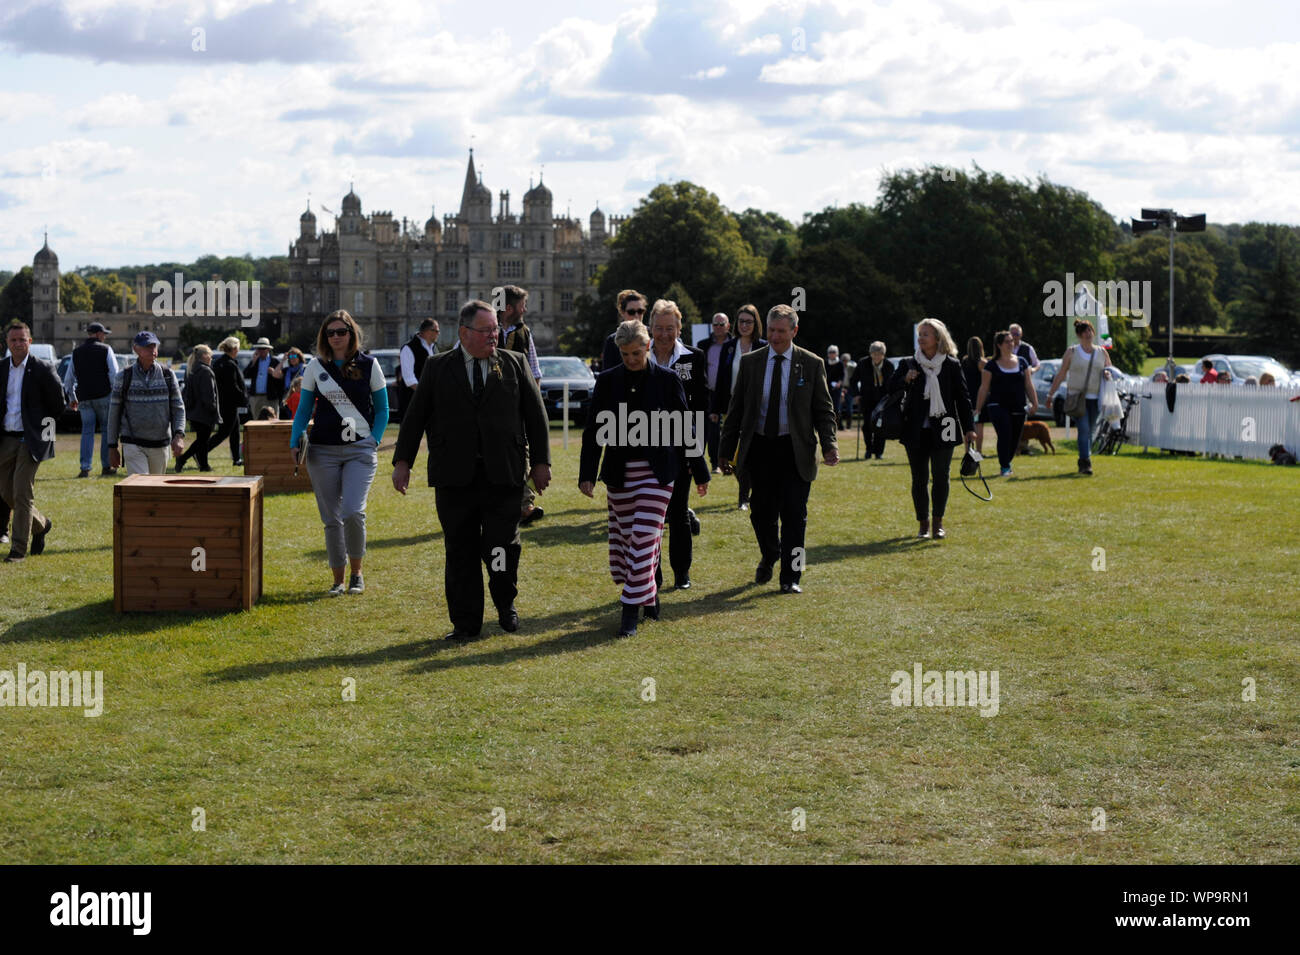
[597,181,764,321]
[660,281,702,327]
[86,272,136,313]
[558,291,613,359]
[1231,240,1300,366]
[0,267,34,323]
[1113,236,1220,338]
[1106,322,1152,375]
[736,208,799,259]
[60,272,94,313]
[746,240,922,360]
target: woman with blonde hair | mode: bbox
[289,310,390,596]
[173,344,220,472]
[888,317,976,539]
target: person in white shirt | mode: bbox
[398,318,439,420]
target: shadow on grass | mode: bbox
[306,530,442,560]
[1,600,242,644]
[1006,472,1087,482]
[807,537,928,565]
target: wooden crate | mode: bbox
[113,474,264,612]
[243,419,312,493]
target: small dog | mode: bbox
[1268,444,1297,466]
[1018,420,1055,455]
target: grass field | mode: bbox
[2,426,1297,864]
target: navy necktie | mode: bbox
[765,354,784,438]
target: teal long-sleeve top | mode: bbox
[290,358,389,448]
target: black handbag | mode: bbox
[960,447,992,501]
[870,387,908,440]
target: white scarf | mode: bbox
[914,349,948,418]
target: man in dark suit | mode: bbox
[0,322,63,562]
[719,305,838,593]
[851,341,895,460]
[648,300,710,589]
[392,300,551,640]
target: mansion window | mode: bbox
[412,259,433,277]
[354,291,365,315]
[411,291,433,313]
[560,292,574,312]
[537,260,545,279]
[497,260,523,279]
[384,291,400,314]
[383,260,399,279]
[559,260,574,278]
[445,259,460,279]
[327,288,337,310]
[353,259,364,279]
[478,261,485,278]
[444,290,458,313]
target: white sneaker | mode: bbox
[328,583,346,597]
[347,574,365,594]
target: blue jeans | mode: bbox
[78,396,112,471]
[1074,398,1100,465]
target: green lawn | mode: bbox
[2,429,1296,863]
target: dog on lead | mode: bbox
[1018,420,1055,455]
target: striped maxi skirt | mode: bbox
[607,460,674,606]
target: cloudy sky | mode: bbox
[2,0,1298,273]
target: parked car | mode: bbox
[1030,357,1134,425]
[1198,354,1293,386]
[538,355,595,423]
[1149,362,1198,384]
[368,348,404,423]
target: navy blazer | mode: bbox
[887,355,975,447]
[580,363,710,488]
[0,355,64,463]
[710,336,766,415]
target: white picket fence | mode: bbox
[1126,383,1300,458]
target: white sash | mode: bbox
[311,360,372,440]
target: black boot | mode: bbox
[643,596,660,621]
[618,603,639,637]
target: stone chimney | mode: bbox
[136,274,147,312]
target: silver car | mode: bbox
[1198,354,1292,386]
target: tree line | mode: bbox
[562,167,1300,370]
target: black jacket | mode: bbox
[393,348,549,488]
[183,362,222,426]
[887,355,974,447]
[580,363,709,488]
[710,337,766,415]
[212,353,247,408]
[0,355,64,463]
[851,357,895,414]
[244,353,284,400]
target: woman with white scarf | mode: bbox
[887,318,977,539]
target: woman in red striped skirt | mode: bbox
[580,318,710,636]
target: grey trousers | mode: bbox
[306,439,378,568]
[0,436,47,556]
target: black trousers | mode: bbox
[904,428,956,521]
[176,421,213,469]
[862,419,888,458]
[986,403,1025,469]
[209,405,242,463]
[435,469,524,634]
[745,434,811,585]
[705,411,721,470]
[662,460,694,583]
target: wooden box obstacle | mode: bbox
[113,474,264,612]
[243,419,312,493]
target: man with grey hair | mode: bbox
[720,304,838,594]
[698,312,730,472]
[1009,324,1039,373]
[851,341,894,459]
[392,299,551,641]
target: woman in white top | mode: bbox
[1047,319,1113,475]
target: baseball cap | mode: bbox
[133,331,160,347]
[87,322,110,334]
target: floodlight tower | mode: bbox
[1131,208,1206,379]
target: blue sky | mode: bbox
[2,0,1298,273]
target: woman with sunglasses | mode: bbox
[711,304,765,510]
[289,310,389,595]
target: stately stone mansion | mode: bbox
[287,152,623,351]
